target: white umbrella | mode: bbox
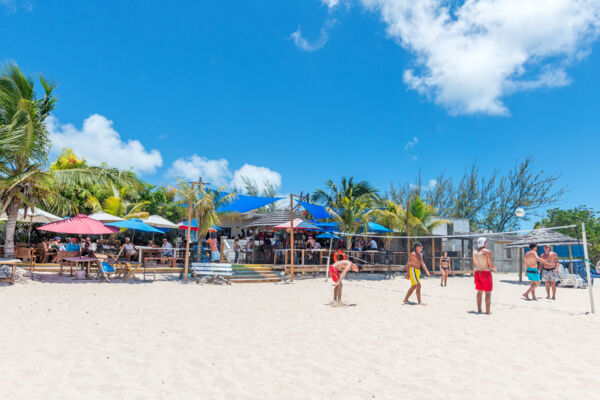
[143,215,178,229]
[88,211,125,223]
[0,207,61,224]
[0,207,62,243]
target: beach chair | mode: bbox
[558,264,584,288]
[191,263,233,284]
[95,254,117,282]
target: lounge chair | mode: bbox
[558,264,584,288]
[95,254,117,282]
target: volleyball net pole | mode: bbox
[581,222,595,314]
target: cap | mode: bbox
[477,237,487,248]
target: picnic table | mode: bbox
[63,256,98,279]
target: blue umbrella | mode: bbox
[316,232,341,239]
[106,218,164,233]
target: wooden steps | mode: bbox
[229,264,281,283]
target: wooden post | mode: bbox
[431,237,436,272]
[251,228,256,264]
[183,180,196,281]
[581,222,595,314]
[290,194,295,281]
[406,200,410,263]
[568,245,574,274]
[519,247,523,282]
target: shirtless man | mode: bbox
[403,242,430,304]
[329,259,359,303]
[523,243,554,300]
[473,238,497,314]
[540,245,560,300]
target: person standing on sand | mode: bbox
[540,245,560,300]
[473,238,497,314]
[440,251,450,287]
[329,259,359,303]
[403,242,430,305]
[522,243,554,301]
[207,235,220,262]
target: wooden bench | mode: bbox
[191,263,233,284]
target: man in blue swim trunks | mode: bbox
[522,243,554,301]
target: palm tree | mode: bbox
[375,199,408,250]
[172,181,237,239]
[0,64,137,257]
[408,196,449,236]
[326,193,375,250]
[312,176,378,209]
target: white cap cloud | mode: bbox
[231,164,282,193]
[47,114,163,174]
[167,155,282,193]
[357,0,600,115]
[166,155,232,187]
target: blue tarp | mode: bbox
[367,222,392,233]
[178,219,221,231]
[297,200,332,220]
[179,193,283,214]
[312,221,392,233]
[217,193,283,213]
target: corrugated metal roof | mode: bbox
[244,209,304,228]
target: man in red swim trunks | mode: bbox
[473,237,497,314]
[329,259,359,303]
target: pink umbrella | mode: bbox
[273,219,319,231]
[37,214,119,235]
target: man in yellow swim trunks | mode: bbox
[403,242,431,304]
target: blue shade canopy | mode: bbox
[178,219,221,231]
[367,222,392,233]
[106,218,164,233]
[180,193,283,214]
[217,194,283,213]
[316,232,341,239]
[297,200,332,220]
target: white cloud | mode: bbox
[1,0,32,13]
[231,164,282,193]
[322,0,341,10]
[166,155,232,186]
[47,114,163,174]
[360,0,600,115]
[291,27,330,52]
[404,136,418,150]
[166,156,282,193]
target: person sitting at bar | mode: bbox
[65,237,81,253]
[123,238,137,261]
[161,238,173,257]
[80,237,96,258]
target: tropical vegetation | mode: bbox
[0,64,572,258]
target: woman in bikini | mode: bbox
[440,251,450,287]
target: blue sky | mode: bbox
[2,0,600,221]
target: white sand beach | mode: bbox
[1,273,598,400]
